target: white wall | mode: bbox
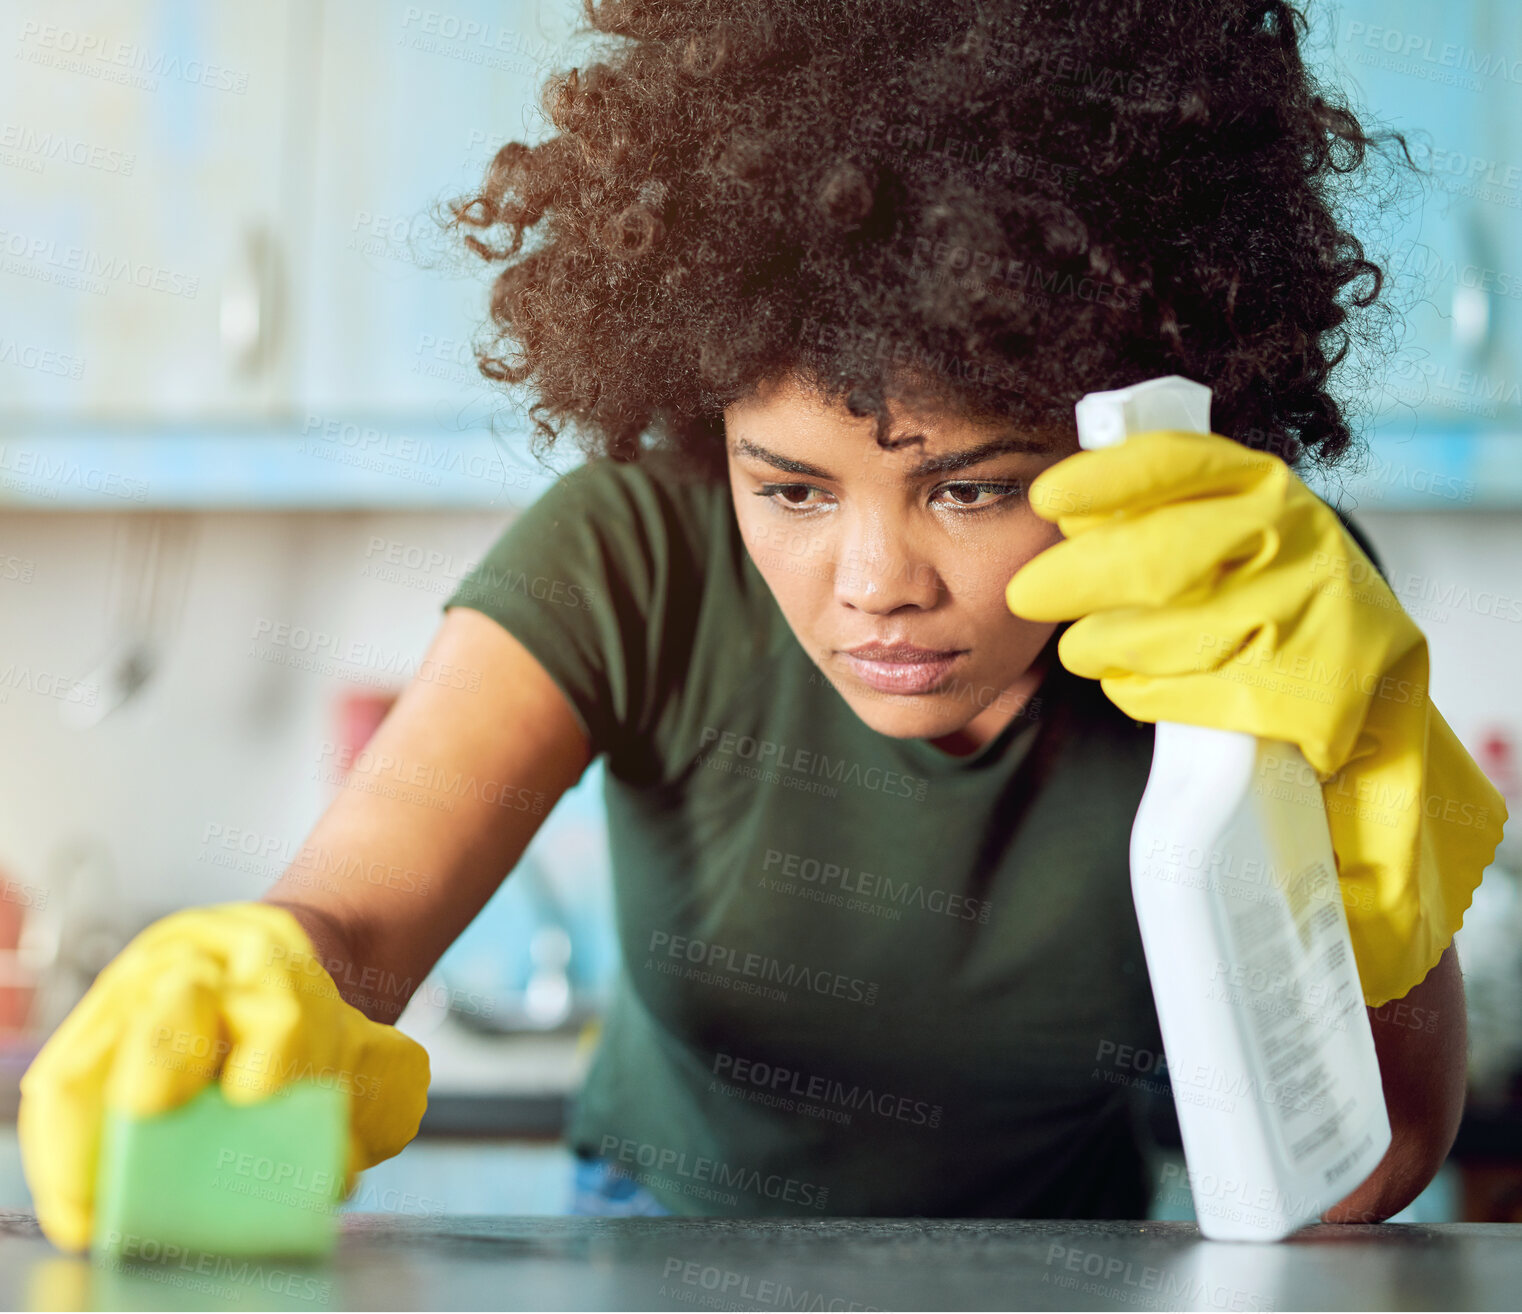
[1356,511,1522,754]
[0,506,519,931]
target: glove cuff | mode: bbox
[1331,700,1506,1007]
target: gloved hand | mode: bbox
[1005,429,1506,1007]
[18,901,430,1252]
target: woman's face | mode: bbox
[724,374,1076,753]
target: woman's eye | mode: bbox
[751,481,1022,517]
[755,483,831,512]
[933,481,1023,510]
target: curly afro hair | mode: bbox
[449,0,1418,481]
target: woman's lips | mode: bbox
[838,649,967,695]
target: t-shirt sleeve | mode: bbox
[441,458,700,769]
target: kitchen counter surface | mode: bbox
[2,1212,1520,1311]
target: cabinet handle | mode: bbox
[220,224,281,377]
[1451,204,1492,359]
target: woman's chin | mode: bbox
[834,687,983,742]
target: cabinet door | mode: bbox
[293,0,592,420]
[0,0,308,418]
[1322,0,1522,431]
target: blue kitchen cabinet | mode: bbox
[294,0,595,419]
[0,1,308,419]
[1315,0,1522,435]
[4,1,1517,509]
[0,0,589,425]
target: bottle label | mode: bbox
[1214,855,1367,1170]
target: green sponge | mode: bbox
[92,1080,348,1263]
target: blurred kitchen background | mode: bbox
[1,0,1520,1224]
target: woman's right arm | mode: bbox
[262,604,593,1024]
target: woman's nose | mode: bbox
[832,517,942,612]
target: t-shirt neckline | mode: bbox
[892,661,1054,773]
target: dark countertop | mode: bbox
[3,1211,1521,1311]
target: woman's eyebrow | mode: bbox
[730,433,1050,480]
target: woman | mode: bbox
[21,0,1504,1241]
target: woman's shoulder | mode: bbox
[548,445,721,502]
[457,448,779,777]
[536,449,734,575]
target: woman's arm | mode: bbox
[262,605,593,1024]
[1320,942,1467,1223]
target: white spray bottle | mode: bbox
[1074,374,1391,1241]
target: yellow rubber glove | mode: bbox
[1005,429,1506,1008]
[17,901,430,1252]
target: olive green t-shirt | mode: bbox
[442,450,1165,1218]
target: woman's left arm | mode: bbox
[1321,943,1468,1223]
